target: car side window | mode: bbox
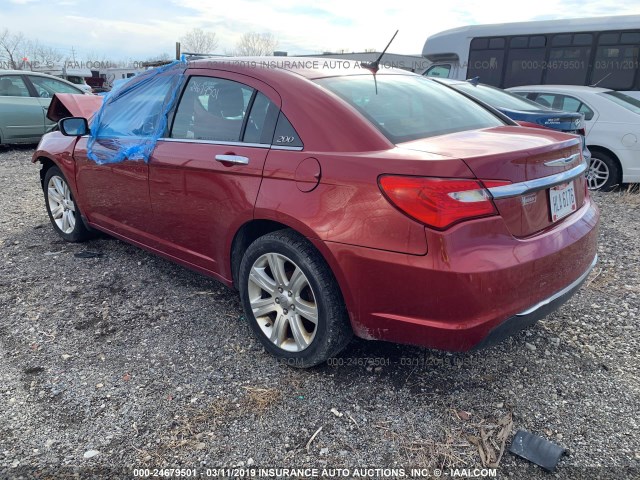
[0,75,30,97]
[243,92,279,144]
[424,64,451,78]
[556,94,595,121]
[578,102,594,121]
[532,93,555,108]
[171,76,254,142]
[560,95,581,112]
[28,76,82,97]
[537,93,595,121]
[272,112,303,148]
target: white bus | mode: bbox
[422,15,640,96]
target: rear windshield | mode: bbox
[315,75,504,143]
[452,83,549,112]
[600,91,640,115]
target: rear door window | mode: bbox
[243,92,279,144]
[530,93,595,120]
[28,76,83,97]
[0,75,30,97]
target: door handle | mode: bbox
[215,154,249,165]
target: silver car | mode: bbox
[0,70,86,145]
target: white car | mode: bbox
[508,85,640,191]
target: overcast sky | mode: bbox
[1,0,640,61]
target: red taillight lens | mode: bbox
[379,176,498,230]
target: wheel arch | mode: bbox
[230,219,291,289]
[36,156,57,190]
[587,145,621,167]
[38,156,93,232]
[587,145,622,184]
[229,219,356,327]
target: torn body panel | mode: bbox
[47,94,103,123]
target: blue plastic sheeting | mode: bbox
[87,60,186,164]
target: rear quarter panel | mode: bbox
[256,147,475,255]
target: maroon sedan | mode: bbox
[34,58,599,367]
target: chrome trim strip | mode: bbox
[544,153,581,167]
[271,145,304,151]
[488,161,587,199]
[161,138,271,149]
[516,254,597,317]
[160,138,304,151]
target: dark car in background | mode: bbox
[431,77,590,160]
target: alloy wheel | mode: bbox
[247,252,318,352]
[47,175,76,234]
[586,157,609,190]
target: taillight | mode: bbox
[379,176,499,230]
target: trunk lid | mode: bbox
[399,126,586,237]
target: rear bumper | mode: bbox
[322,198,599,351]
[473,254,597,350]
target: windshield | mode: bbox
[453,83,549,112]
[315,75,504,143]
[600,91,640,115]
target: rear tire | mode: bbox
[239,229,352,368]
[44,166,93,242]
[587,151,620,191]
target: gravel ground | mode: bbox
[0,145,638,480]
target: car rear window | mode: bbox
[600,91,640,115]
[315,75,504,143]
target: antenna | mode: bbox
[361,30,399,73]
[590,72,611,87]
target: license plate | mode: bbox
[549,181,577,222]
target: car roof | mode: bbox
[0,69,85,91]
[187,56,413,80]
[1,69,64,78]
[508,85,612,94]
[429,77,464,84]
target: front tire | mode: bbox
[44,166,93,242]
[239,230,352,368]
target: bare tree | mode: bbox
[0,29,26,69]
[146,52,172,63]
[234,32,278,56]
[179,28,218,54]
[83,51,117,66]
[24,40,64,69]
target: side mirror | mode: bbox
[59,117,89,136]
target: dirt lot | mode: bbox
[0,145,638,480]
